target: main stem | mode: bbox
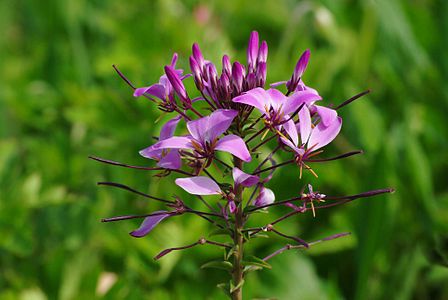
[232,157,244,300]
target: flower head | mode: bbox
[139,116,182,169]
[150,109,251,165]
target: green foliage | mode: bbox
[1,0,447,299]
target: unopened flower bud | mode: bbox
[192,43,205,71]
[232,62,244,94]
[247,31,259,72]
[222,55,232,78]
[257,40,268,64]
[256,62,267,87]
[190,56,203,90]
[164,65,191,106]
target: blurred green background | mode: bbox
[1,0,447,299]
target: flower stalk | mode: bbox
[232,157,245,300]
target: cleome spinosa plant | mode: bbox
[91,31,394,299]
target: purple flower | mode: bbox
[232,167,259,187]
[175,176,221,195]
[133,54,184,111]
[281,105,342,162]
[247,31,259,72]
[139,116,182,169]
[232,87,321,142]
[175,168,258,196]
[254,186,275,207]
[130,211,172,237]
[176,168,259,214]
[164,65,191,107]
[286,49,310,93]
[150,109,251,163]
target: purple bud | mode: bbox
[256,62,267,87]
[189,56,203,90]
[222,55,232,78]
[257,40,268,64]
[206,63,218,90]
[218,73,231,100]
[254,186,275,207]
[246,73,256,90]
[294,49,310,79]
[232,62,244,94]
[164,65,190,106]
[286,49,310,93]
[247,31,259,71]
[229,200,237,214]
[192,43,205,71]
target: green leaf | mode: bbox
[225,246,236,260]
[242,255,272,270]
[216,282,230,297]
[250,233,270,239]
[230,279,245,293]
[200,260,233,272]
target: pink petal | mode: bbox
[280,137,304,156]
[157,150,182,169]
[266,88,286,111]
[175,176,221,195]
[285,91,322,114]
[187,117,208,142]
[254,187,275,207]
[232,87,268,113]
[130,211,171,237]
[308,116,342,150]
[215,134,252,162]
[229,200,237,214]
[139,146,161,160]
[133,84,166,99]
[232,167,259,187]
[152,136,194,150]
[159,116,181,140]
[314,105,338,127]
[298,105,312,145]
[207,109,238,141]
[281,119,299,146]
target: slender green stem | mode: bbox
[231,157,244,300]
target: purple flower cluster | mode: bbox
[95,31,393,299]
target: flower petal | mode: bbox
[298,105,312,145]
[266,88,286,111]
[314,105,338,127]
[229,200,237,214]
[130,211,171,237]
[133,84,166,99]
[281,119,299,146]
[285,91,322,114]
[254,187,275,207]
[175,176,221,195]
[157,150,182,169]
[159,116,182,140]
[215,134,252,162]
[207,109,238,141]
[232,167,259,187]
[280,137,304,156]
[139,146,161,160]
[187,117,209,142]
[152,136,194,150]
[232,87,268,113]
[308,116,342,150]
